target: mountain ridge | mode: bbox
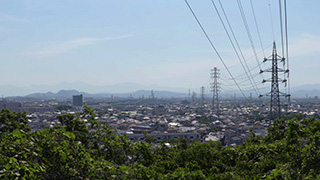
[0,82,190,96]
[2,82,320,98]
[24,89,188,100]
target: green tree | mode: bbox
[0,109,30,135]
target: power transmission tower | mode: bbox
[200,86,205,103]
[260,42,290,120]
[151,90,155,100]
[210,67,220,115]
[192,91,197,102]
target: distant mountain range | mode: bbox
[2,81,320,98]
[285,84,320,98]
[24,89,188,100]
[0,82,189,97]
[291,84,320,92]
[291,90,320,98]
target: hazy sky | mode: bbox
[0,0,320,94]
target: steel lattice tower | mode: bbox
[260,42,290,120]
[200,86,205,103]
[210,67,220,115]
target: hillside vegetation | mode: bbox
[1,106,320,179]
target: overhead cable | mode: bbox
[219,43,273,72]
[184,0,247,99]
[268,0,276,40]
[284,0,290,104]
[278,0,285,57]
[236,0,263,74]
[210,0,259,97]
[250,0,266,58]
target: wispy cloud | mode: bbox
[193,33,320,60]
[288,34,320,58]
[26,35,131,58]
[137,58,214,80]
[0,26,12,32]
[0,13,27,22]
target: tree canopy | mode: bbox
[1,106,320,179]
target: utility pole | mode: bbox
[260,42,290,120]
[210,67,220,115]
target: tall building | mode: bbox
[0,100,22,112]
[73,94,83,107]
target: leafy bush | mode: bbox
[1,107,320,179]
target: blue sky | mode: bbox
[0,0,320,95]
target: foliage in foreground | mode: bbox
[1,107,320,179]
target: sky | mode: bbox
[0,0,320,95]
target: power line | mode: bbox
[221,74,262,88]
[239,74,260,82]
[278,0,285,57]
[221,85,269,93]
[184,0,247,99]
[284,0,290,105]
[221,70,261,82]
[210,0,259,97]
[221,73,268,89]
[268,0,276,40]
[250,0,266,58]
[278,0,291,107]
[243,43,273,64]
[236,0,263,75]
[234,64,264,80]
[219,43,273,72]
[217,0,262,96]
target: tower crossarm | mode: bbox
[262,77,287,83]
[260,68,288,73]
[279,92,290,97]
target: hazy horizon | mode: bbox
[1,81,320,98]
